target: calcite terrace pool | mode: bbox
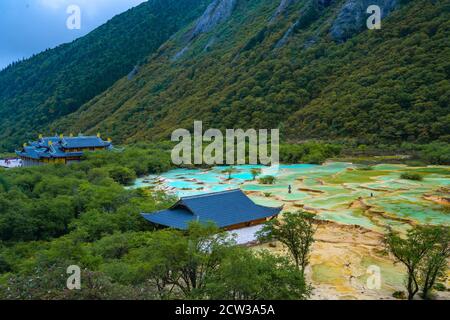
[133,162,450,232]
[133,162,450,298]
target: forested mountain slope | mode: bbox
[52,0,449,146]
[0,0,210,150]
[2,0,449,150]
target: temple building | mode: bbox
[16,134,113,167]
[141,189,282,231]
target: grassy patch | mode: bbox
[323,170,389,184]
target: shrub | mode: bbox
[357,166,373,171]
[258,175,276,185]
[393,291,406,299]
[434,283,447,292]
[108,166,137,185]
[400,173,423,181]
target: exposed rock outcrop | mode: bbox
[187,0,237,41]
[275,20,298,48]
[172,45,189,61]
[303,36,318,49]
[423,194,450,206]
[173,0,237,60]
[348,197,370,209]
[298,187,325,194]
[204,36,217,51]
[274,0,326,49]
[330,0,398,42]
[127,66,140,80]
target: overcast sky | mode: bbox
[0,0,147,70]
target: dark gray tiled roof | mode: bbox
[142,189,282,230]
[16,135,112,159]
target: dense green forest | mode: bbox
[0,0,448,152]
[0,0,211,151]
[50,0,449,147]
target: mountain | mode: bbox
[52,0,449,146]
[3,0,450,150]
[0,0,211,151]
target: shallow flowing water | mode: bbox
[133,162,450,232]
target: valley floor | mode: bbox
[137,162,450,300]
[257,220,450,300]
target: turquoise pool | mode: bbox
[133,162,450,231]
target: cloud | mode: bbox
[38,0,146,17]
[0,0,147,69]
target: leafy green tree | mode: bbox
[385,226,445,300]
[257,211,316,276]
[87,168,111,184]
[91,232,134,260]
[131,228,186,299]
[180,222,236,297]
[130,222,235,299]
[418,226,450,299]
[0,175,9,192]
[108,166,137,186]
[0,143,174,242]
[70,210,121,242]
[222,167,238,180]
[250,168,262,180]
[0,265,156,300]
[419,143,450,165]
[204,248,311,300]
[0,252,11,273]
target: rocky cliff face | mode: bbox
[275,0,321,48]
[187,0,237,41]
[174,0,237,60]
[275,20,298,48]
[330,0,398,42]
